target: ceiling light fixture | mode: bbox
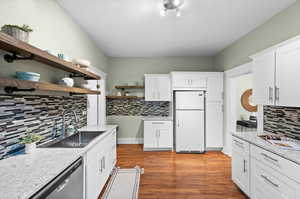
[160,0,184,17]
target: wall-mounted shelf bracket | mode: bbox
[4,53,34,63]
[69,73,87,79]
[4,86,36,94]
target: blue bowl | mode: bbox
[16,72,41,82]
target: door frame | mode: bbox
[223,62,254,156]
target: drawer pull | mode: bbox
[243,160,247,173]
[234,140,244,149]
[261,175,279,188]
[152,122,165,125]
[261,153,279,163]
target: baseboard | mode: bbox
[117,138,144,144]
[205,147,223,151]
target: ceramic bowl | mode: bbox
[16,71,40,82]
[59,77,74,87]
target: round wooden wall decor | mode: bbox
[241,89,257,112]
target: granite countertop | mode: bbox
[232,132,300,165]
[0,125,117,199]
[142,117,173,121]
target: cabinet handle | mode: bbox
[100,158,103,173]
[234,140,244,149]
[152,122,164,125]
[103,157,105,170]
[275,86,279,103]
[261,153,279,164]
[261,175,279,188]
[269,87,273,103]
[158,130,160,138]
[243,160,246,173]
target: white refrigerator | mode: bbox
[175,91,205,153]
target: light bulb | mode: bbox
[160,9,166,16]
[176,9,181,17]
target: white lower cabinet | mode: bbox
[232,137,250,196]
[144,121,173,150]
[85,129,117,199]
[232,136,300,199]
[251,158,300,199]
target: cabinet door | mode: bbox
[251,158,300,199]
[276,40,300,107]
[253,51,276,105]
[157,121,173,148]
[232,151,250,196]
[86,145,105,199]
[206,74,223,102]
[189,76,207,88]
[156,75,171,101]
[206,102,223,148]
[144,121,158,148]
[145,76,158,101]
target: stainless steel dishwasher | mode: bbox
[30,158,83,199]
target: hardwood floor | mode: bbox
[115,144,247,199]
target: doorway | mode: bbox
[223,63,263,156]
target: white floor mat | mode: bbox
[102,166,144,199]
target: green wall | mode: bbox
[213,1,300,71]
[107,56,214,139]
[107,56,213,93]
[0,0,107,83]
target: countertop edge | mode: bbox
[232,133,300,165]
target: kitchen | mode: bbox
[1,0,300,199]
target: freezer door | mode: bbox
[176,110,205,152]
[175,91,205,110]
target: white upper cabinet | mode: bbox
[206,73,223,102]
[171,72,207,90]
[252,51,276,106]
[252,38,300,107]
[145,74,171,101]
[276,39,300,107]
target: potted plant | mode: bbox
[1,24,33,42]
[20,132,43,154]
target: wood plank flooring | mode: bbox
[114,144,247,199]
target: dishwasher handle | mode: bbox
[29,158,82,199]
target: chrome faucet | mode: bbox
[62,110,79,137]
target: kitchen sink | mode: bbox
[40,131,105,148]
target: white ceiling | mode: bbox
[57,0,295,57]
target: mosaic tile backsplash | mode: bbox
[0,95,87,159]
[264,106,300,140]
[106,98,170,116]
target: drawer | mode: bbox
[251,157,300,199]
[250,144,300,183]
[232,136,250,156]
[144,121,172,128]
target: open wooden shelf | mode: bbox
[0,32,101,80]
[0,78,100,95]
[106,96,144,99]
[115,85,144,89]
